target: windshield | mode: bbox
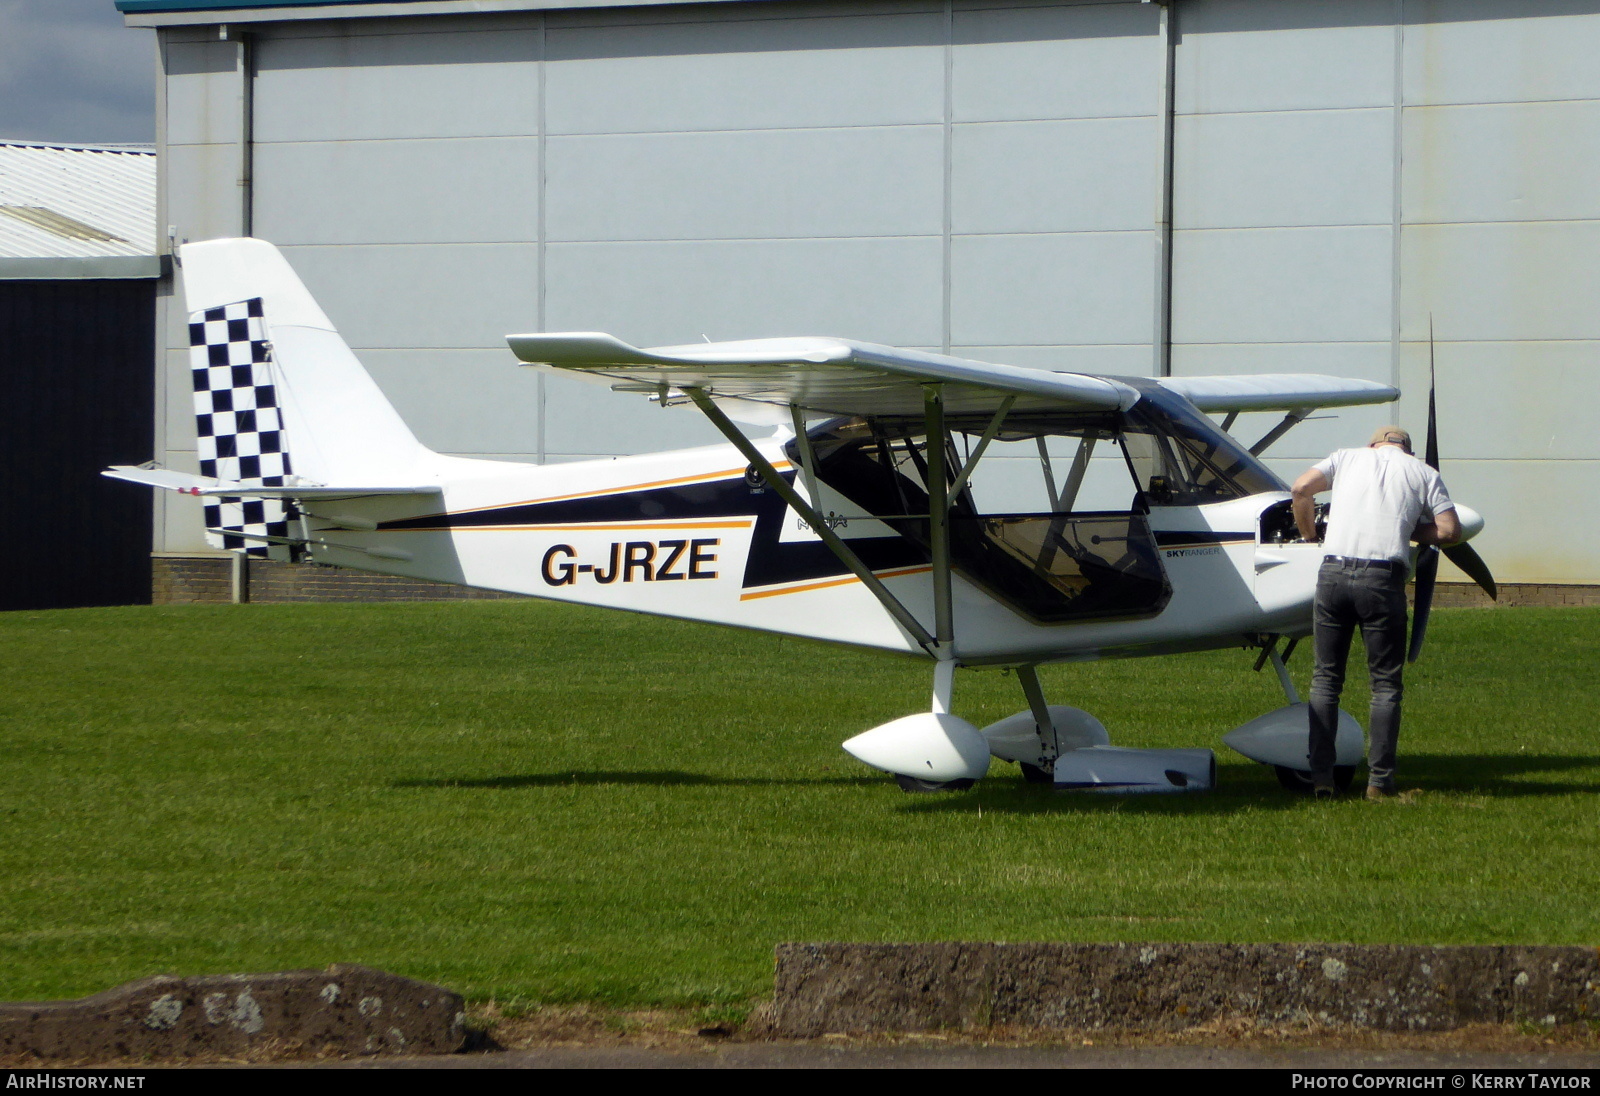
[1118,379,1287,505]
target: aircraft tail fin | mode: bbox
[178,238,429,556]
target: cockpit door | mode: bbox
[802,413,1172,626]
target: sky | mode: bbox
[0,0,156,145]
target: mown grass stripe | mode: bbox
[0,601,1594,1008]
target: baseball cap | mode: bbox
[1369,426,1413,452]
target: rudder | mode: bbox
[188,295,296,558]
[179,238,431,556]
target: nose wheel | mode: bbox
[895,775,978,793]
[1019,762,1055,785]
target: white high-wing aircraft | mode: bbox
[108,238,1496,794]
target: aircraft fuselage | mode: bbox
[293,433,1322,667]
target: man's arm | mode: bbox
[1413,508,1462,546]
[1291,468,1330,543]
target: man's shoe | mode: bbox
[1365,785,1395,802]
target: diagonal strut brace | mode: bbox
[946,394,1016,502]
[1248,407,1312,457]
[683,387,939,654]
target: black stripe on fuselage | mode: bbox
[1152,530,1254,548]
[376,472,927,590]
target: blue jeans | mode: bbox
[1309,557,1407,790]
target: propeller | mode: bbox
[1407,545,1440,664]
[1442,540,1497,600]
[1407,325,1497,664]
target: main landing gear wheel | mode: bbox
[894,775,977,793]
[1274,765,1356,795]
[1019,762,1054,785]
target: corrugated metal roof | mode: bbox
[119,0,653,25]
[0,141,156,262]
[117,0,433,9]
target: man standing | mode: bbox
[1291,426,1461,800]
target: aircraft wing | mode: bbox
[506,333,1141,417]
[1156,374,1399,413]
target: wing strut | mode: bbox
[1036,438,1061,511]
[1059,434,1098,513]
[925,388,1015,660]
[946,395,1015,502]
[683,387,939,655]
[788,403,825,507]
[1248,408,1312,457]
[924,385,953,658]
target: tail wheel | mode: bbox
[1274,765,1356,795]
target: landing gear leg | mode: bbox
[889,659,980,793]
[1017,666,1057,785]
[932,658,956,715]
[1267,643,1300,705]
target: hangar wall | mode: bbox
[1170,0,1600,586]
[139,0,1599,585]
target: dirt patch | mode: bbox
[6,1000,1598,1067]
[477,1002,1600,1056]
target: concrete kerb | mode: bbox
[770,943,1600,1037]
[9,948,1598,1058]
[0,965,466,1060]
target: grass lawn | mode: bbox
[0,600,1595,1008]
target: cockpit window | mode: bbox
[805,387,1283,517]
[1119,381,1287,505]
[792,389,1278,624]
[797,414,1171,624]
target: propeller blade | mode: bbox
[1408,546,1440,663]
[1443,541,1498,601]
[1422,325,1497,609]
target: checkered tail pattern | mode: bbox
[190,297,300,560]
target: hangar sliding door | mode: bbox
[0,280,153,609]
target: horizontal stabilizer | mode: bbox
[103,466,212,492]
[508,332,1139,418]
[1157,374,1399,413]
[104,466,438,500]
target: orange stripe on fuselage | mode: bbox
[738,565,932,601]
[430,463,788,518]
